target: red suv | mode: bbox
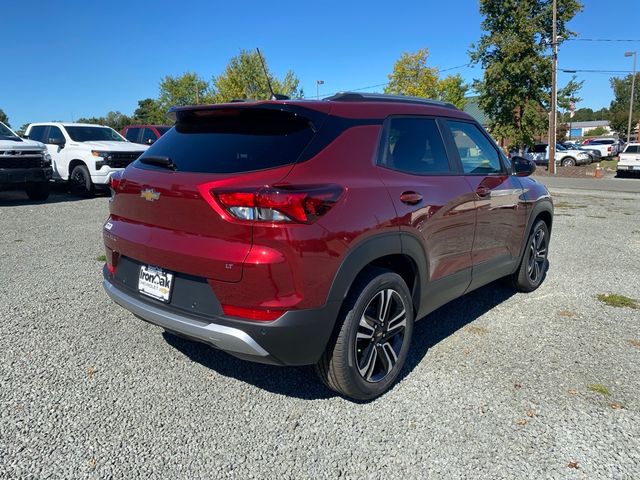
[102,93,553,400]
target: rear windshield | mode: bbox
[136,108,318,174]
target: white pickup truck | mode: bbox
[617,143,640,177]
[24,122,147,196]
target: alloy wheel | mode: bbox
[355,289,407,383]
[527,228,547,284]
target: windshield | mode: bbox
[65,126,125,142]
[556,144,566,151]
[0,122,18,139]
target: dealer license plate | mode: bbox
[138,265,174,302]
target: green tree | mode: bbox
[470,0,582,149]
[0,108,9,127]
[583,125,609,137]
[76,111,132,131]
[608,73,640,136]
[157,72,212,112]
[436,74,468,109]
[384,49,439,98]
[133,98,166,124]
[212,50,301,102]
[17,123,30,135]
[557,75,583,111]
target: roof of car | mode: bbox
[28,122,111,128]
[124,125,171,129]
[168,93,474,123]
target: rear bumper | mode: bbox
[0,167,52,186]
[102,271,341,366]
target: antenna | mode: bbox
[256,48,289,100]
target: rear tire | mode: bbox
[509,219,549,292]
[25,182,50,201]
[316,268,414,401]
[69,164,94,198]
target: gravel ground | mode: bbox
[1,186,639,479]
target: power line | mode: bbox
[560,68,635,74]
[565,38,640,43]
[311,63,474,99]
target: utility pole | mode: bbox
[624,51,637,143]
[548,0,558,175]
[316,80,325,100]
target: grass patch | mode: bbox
[554,201,587,209]
[596,293,639,309]
[14,239,23,243]
[96,255,107,262]
[587,383,611,396]
[586,159,618,173]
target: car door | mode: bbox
[376,116,477,317]
[43,126,69,180]
[442,119,527,290]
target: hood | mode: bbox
[71,141,148,152]
[0,137,46,150]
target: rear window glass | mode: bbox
[137,108,318,174]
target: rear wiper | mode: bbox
[139,155,177,171]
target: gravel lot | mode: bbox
[1,186,639,479]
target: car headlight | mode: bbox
[578,153,588,158]
[91,150,111,159]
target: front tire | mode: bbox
[316,268,414,401]
[561,157,576,167]
[25,181,50,201]
[509,219,550,292]
[69,164,94,198]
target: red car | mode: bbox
[103,93,553,400]
[121,125,171,145]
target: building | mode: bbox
[567,120,612,139]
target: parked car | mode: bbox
[121,125,171,145]
[585,138,619,158]
[617,143,640,177]
[520,143,591,166]
[561,141,601,161]
[0,121,52,200]
[25,122,148,197]
[102,93,553,400]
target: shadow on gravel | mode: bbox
[163,280,516,401]
[0,184,110,206]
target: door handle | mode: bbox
[475,186,491,197]
[400,191,423,205]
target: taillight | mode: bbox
[209,185,343,224]
[110,171,123,194]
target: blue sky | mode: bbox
[1,0,637,129]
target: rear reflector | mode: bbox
[211,185,343,224]
[222,304,285,321]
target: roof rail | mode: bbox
[324,92,458,110]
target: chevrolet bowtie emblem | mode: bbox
[140,189,160,202]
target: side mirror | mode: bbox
[48,138,66,148]
[511,156,536,177]
[146,138,155,145]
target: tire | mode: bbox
[561,157,576,167]
[315,268,414,401]
[69,164,94,198]
[25,182,50,201]
[509,219,549,293]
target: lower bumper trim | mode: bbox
[103,279,269,358]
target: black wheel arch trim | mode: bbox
[517,199,553,265]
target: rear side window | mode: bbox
[378,117,451,175]
[138,108,318,174]
[532,145,547,153]
[625,145,639,153]
[28,126,47,142]
[125,127,141,142]
[447,120,503,174]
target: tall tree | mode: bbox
[608,73,640,136]
[470,0,582,149]
[133,98,166,124]
[157,72,212,112]
[0,108,9,127]
[384,49,439,98]
[76,111,132,131]
[436,74,469,109]
[212,50,301,102]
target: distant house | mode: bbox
[567,120,612,139]
[463,96,491,128]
